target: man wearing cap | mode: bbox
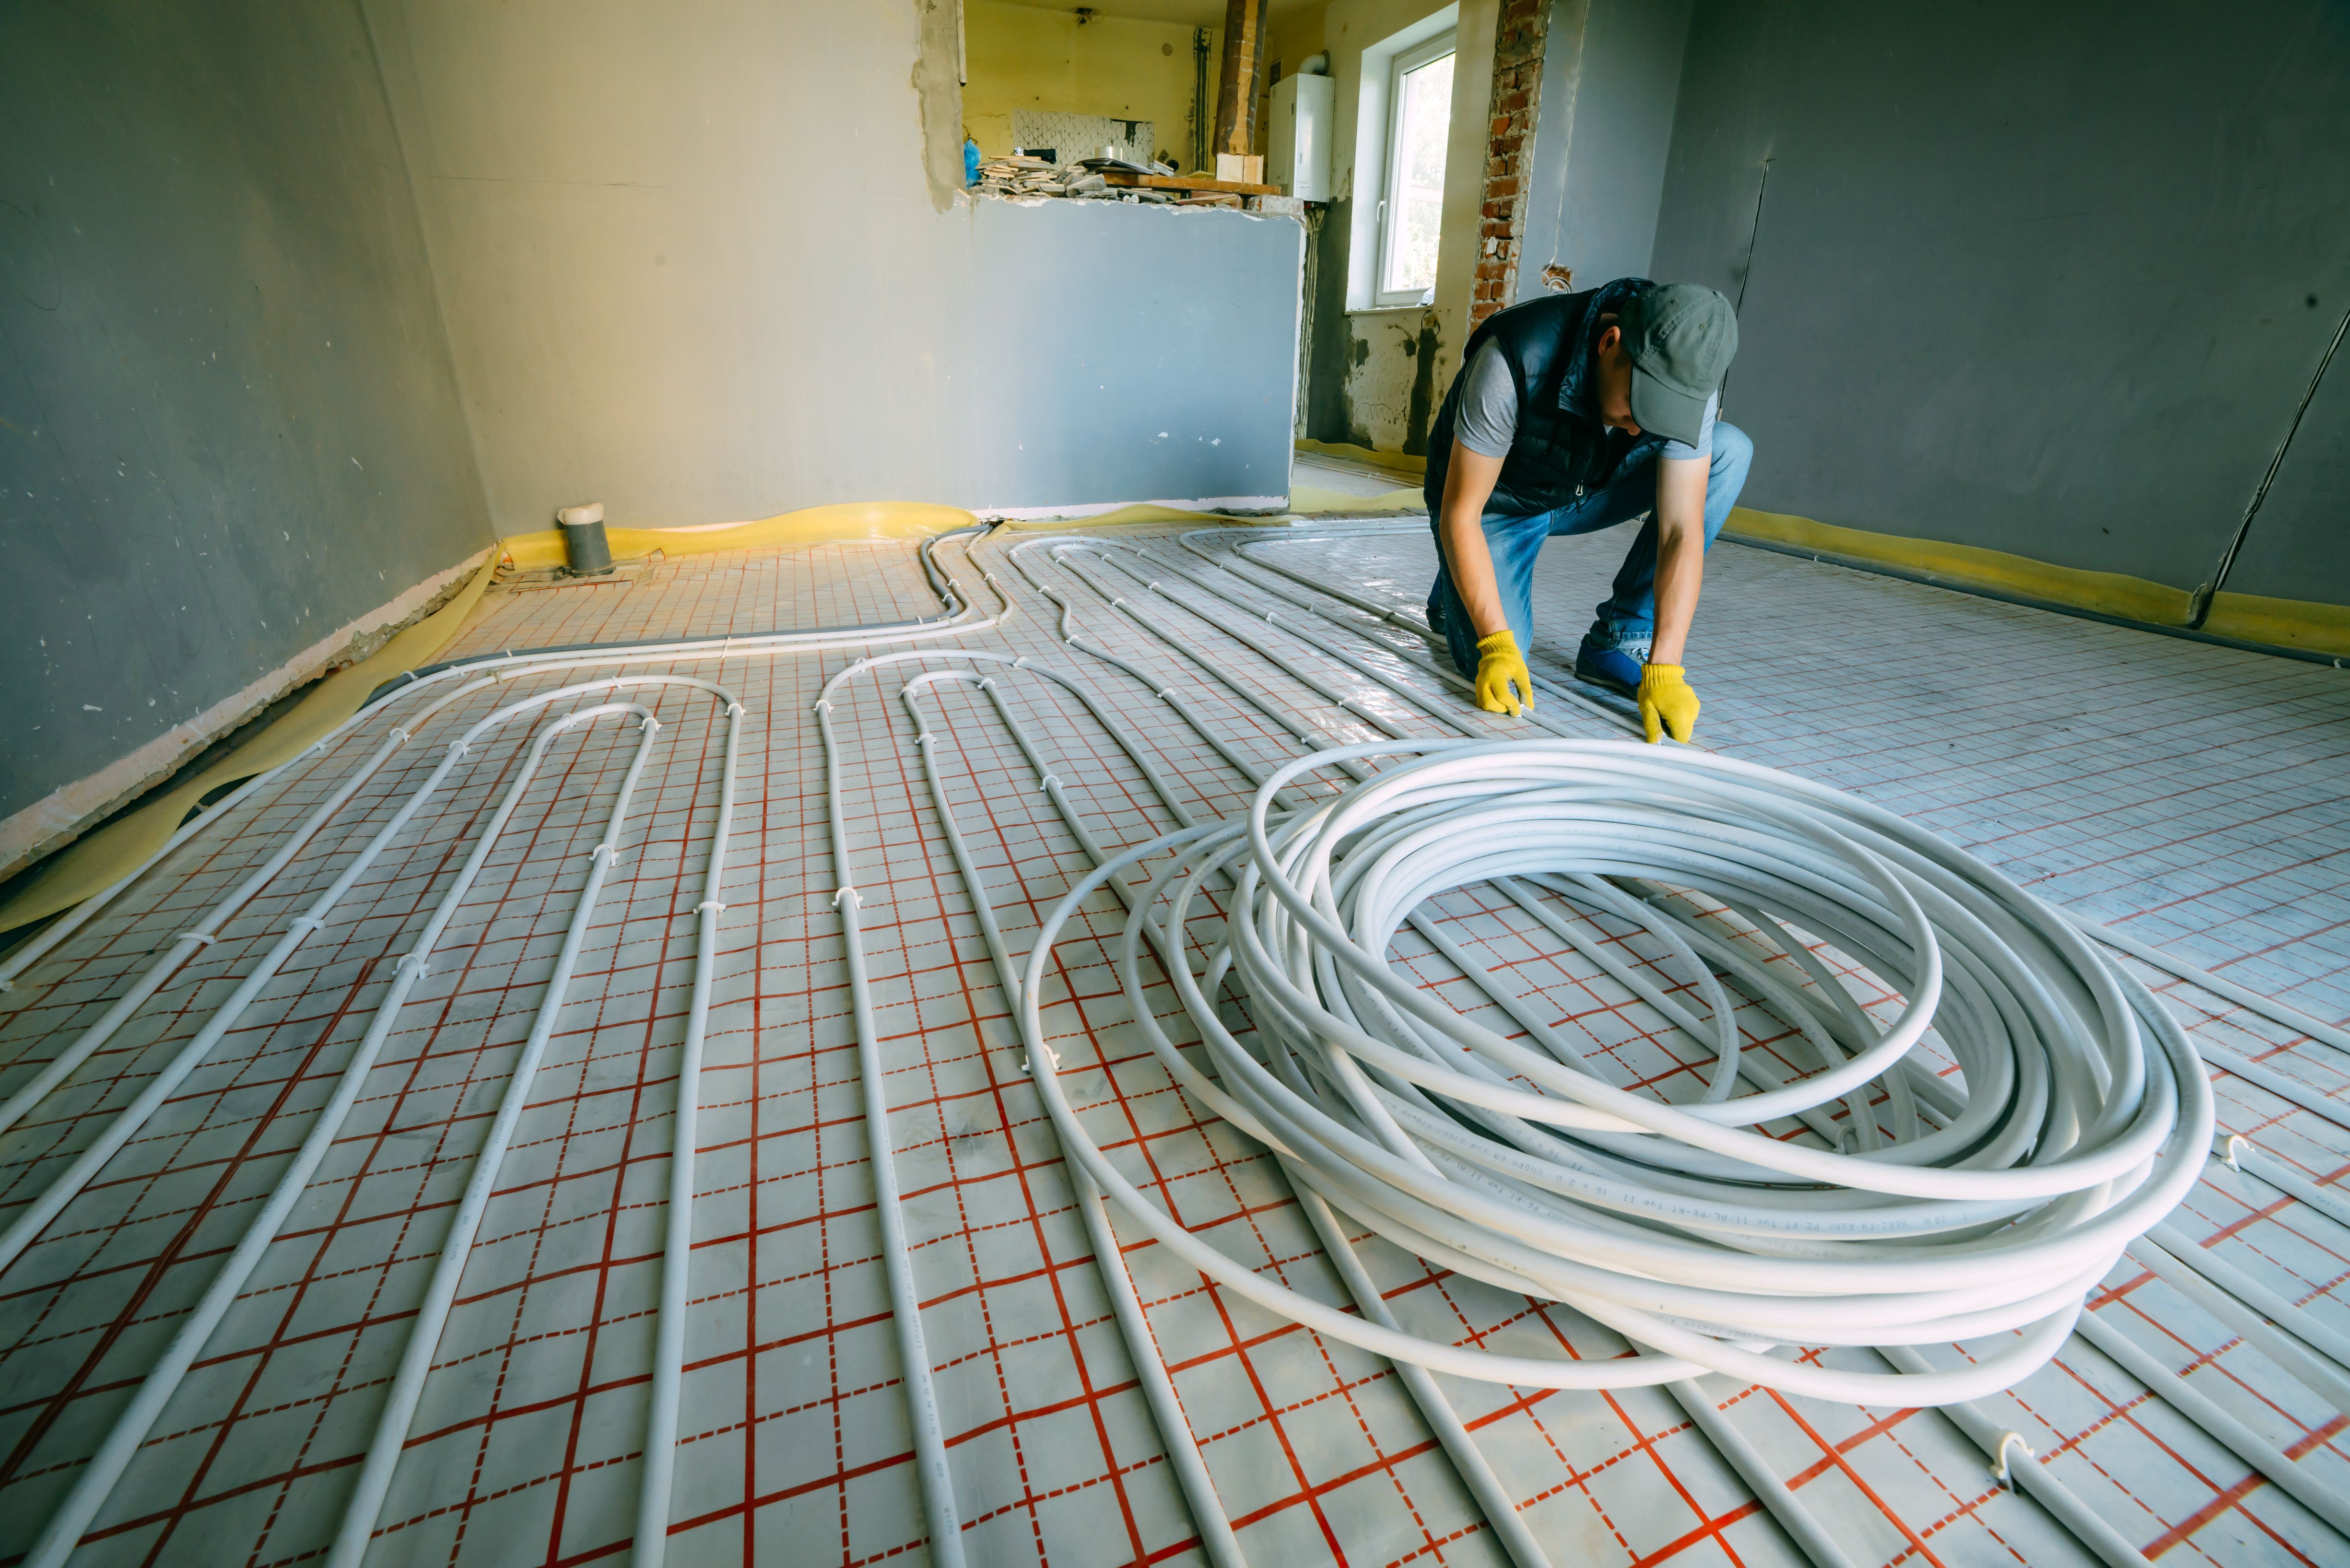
[1422,278,1750,742]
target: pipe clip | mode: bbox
[2217,1132,2251,1172]
[727,701,745,717]
[639,715,662,733]
[696,901,726,916]
[1989,1430,2033,1489]
[593,843,620,864]
[177,931,219,947]
[287,916,325,935]
[1039,775,1060,794]
[812,699,834,714]
[1020,1048,1062,1075]
[395,951,431,978]
[833,887,861,910]
[389,727,411,743]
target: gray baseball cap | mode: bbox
[1619,283,1739,447]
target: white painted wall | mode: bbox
[364,0,1304,529]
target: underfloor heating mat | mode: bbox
[2,519,2348,1568]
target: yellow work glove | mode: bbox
[1473,630,1534,716]
[1638,662,1700,744]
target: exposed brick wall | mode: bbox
[1472,0,1552,326]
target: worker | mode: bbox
[1422,278,1751,743]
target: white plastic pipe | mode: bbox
[0,677,496,1140]
[897,664,1247,1568]
[1877,1343,2152,1568]
[7,515,2327,1567]
[634,692,747,1568]
[2080,919,2350,1057]
[1662,1379,1857,1568]
[3,538,995,1562]
[0,527,992,999]
[2138,1225,2350,1397]
[23,683,734,1567]
[2073,1306,2350,1538]
[328,702,667,1568]
[0,534,1001,1295]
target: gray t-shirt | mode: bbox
[1453,339,1715,463]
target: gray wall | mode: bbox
[1649,0,2350,603]
[365,0,1303,529]
[1517,0,1693,301]
[0,1,493,822]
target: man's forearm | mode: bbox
[1649,526,1702,665]
[1440,511,1507,637]
[1647,461,1708,665]
[1438,442,1509,636]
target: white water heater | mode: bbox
[1267,73,1334,201]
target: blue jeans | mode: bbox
[1428,421,1753,678]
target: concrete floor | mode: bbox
[1,516,2346,1567]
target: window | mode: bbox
[1375,33,1454,307]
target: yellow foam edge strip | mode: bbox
[1295,438,1428,475]
[1727,507,2350,658]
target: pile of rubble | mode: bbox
[974,154,1178,204]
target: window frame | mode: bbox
[1373,29,1457,309]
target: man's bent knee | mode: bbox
[1711,421,1753,480]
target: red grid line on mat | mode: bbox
[1,523,2347,1568]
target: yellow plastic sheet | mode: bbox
[1294,438,1427,475]
[498,501,979,569]
[1290,484,1425,515]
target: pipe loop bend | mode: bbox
[1017,737,2213,1406]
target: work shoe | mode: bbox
[1574,637,1644,696]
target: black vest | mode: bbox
[1423,278,1668,519]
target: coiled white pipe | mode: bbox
[1015,736,2212,1406]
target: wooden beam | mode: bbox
[1098,171,1280,195]
[1212,0,1264,157]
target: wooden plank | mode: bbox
[1098,171,1281,196]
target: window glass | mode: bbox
[1381,48,1453,301]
